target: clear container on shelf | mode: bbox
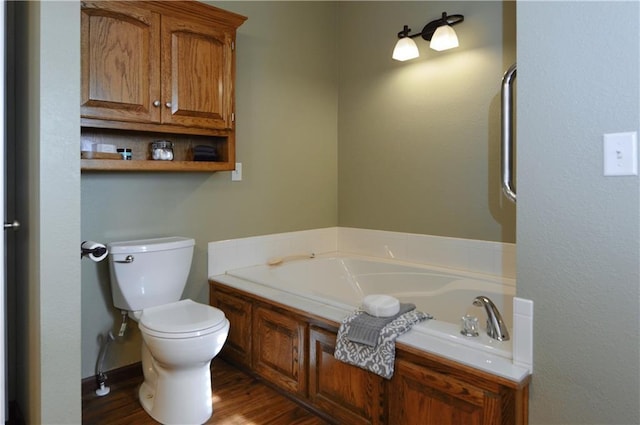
[151,140,174,161]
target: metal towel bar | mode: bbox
[501,63,517,203]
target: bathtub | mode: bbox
[214,254,529,383]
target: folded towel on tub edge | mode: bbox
[334,308,432,379]
[345,302,417,347]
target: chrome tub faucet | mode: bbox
[473,295,510,341]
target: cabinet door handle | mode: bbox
[153,100,160,107]
[165,102,172,108]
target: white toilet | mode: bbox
[107,236,229,425]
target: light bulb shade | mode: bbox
[429,25,459,51]
[392,37,419,61]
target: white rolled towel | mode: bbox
[362,294,400,317]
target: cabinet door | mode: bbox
[81,1,161,123]
[253,305,307,397]
[389,359,502,425]
[211,288,252,367]
[309,326,385,425]
[161,16,234,130]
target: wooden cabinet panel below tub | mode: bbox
[210,286,252,367]
[309,326,385,425]
[389,358,496,425]
[252,304,307,397]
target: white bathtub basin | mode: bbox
[213,254,529,383]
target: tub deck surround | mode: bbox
[207,229,530,422]
[213,258,527,383]
[209,277,530,425]
[219,254,524,376]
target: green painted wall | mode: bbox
[517,2,640,423]
[337,1,516,242]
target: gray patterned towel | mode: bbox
[345,303,417,347]
[334,308,432,379]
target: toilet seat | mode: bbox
[138,299,227,339]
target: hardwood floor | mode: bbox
[82,359,333,425]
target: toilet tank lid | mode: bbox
[108,236,195,254]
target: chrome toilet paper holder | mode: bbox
[81,240,108,261]
[81,245,106,258]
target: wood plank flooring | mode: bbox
[82,359,333,425]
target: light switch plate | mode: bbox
[603,132,638,176]
[231,162,242,181]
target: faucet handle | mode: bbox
[460,314,479,337]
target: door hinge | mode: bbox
[231,41,235,51]
[231,113,235,122]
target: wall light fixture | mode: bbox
[392,12,464,61]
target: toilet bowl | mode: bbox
[107,237,229,424]
[136,299,229,424]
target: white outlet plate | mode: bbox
[231,162,242,181]
[603,132,638,176]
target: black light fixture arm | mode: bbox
[396,12,464,41]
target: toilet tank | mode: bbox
[107,237,195,311]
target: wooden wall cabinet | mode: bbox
[81,2,160,125]
[80,1,246,172]
[159,15,234,130]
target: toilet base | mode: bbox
[134,308,229,424]
[138,358,214,425]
